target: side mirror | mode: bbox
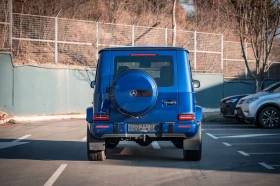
[90,81,95,88]
[192,80,200,88]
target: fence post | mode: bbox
[96,21,99,62]
[194,31,197,73]
[165,27,167,47]
[221,33,224,74]
[95,14,101,64]
[131,18,138,46]
[164,22,170,47]
[9,0,12,53]
[55,9,62,65]
[132,24,135,46]
[55,17,58,64]
[245,42,248,79]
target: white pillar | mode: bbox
[132,24,135,46]
[221,33,224,73]
[194,31,197,73]
[55,9,62,64]
[96,21,99,62]
[165,28,167,46]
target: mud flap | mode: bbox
[87,127,106,151]
[183,123,201,150]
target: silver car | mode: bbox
[235,82,280,128]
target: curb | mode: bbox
[202,116,236,122]
[1,113,236,125]
[0,115,86,125]
[202,112,237,123]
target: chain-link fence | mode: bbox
[0,0,11,51]
[0,0,279,78]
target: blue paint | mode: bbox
[195,106,203,122]
[86,107,93,123]
[88,47,201,139]
[110,70,158,116]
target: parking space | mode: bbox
[203,122,280,171]
[0,120,280,186]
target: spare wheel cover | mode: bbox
[110,69,158,117]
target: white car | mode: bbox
[235,82,280,128]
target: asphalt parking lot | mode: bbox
[0,120,279,186]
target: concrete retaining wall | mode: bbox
[0,53,95,116]
[193,74,224,108]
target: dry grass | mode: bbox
[0,110,9,120]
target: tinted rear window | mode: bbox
[114,56,174,87]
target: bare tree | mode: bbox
[228,0,280,92]
[192,0,231,32]
[172,0,177,46]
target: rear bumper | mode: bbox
[88,122,200,139]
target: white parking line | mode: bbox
[0,135,32,150]
[152,141,161,149]
[44,164,67,186]
[203,124,253,127]
[259,163,274,170]
[222,142,232,146]
[202,129,269,131]
[206,133,218,139]
[13,135,31,143]
[219,133,280,138]
[238,151,250,156]
[250,152,280,155]
[82,136,86,141]
[227,143,280,145]
[238,151,280,156]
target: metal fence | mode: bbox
[0,0,11,51]
[1,0,280,79]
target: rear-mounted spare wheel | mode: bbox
[110,69,158,117]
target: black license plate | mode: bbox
[128,124,159,132]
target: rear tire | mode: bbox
[88,150,106,161]
[87,128,106,161]
[183,143,202,161]
[258,107,280,129]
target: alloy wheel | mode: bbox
[260,108,280,128]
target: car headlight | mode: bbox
[225,98,237,103]
[245,98,259,104]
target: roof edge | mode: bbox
[99,46,189,53]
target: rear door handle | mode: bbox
[163,101,177,105]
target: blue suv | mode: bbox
[86,47,202,161]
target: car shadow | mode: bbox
[0,138,278,174]
[0,139,87,161]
